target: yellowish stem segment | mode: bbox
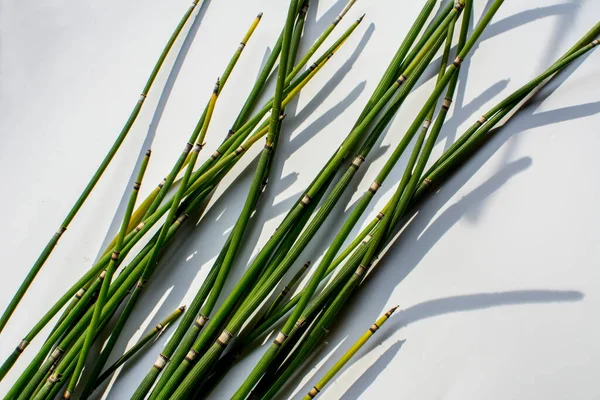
[303,306,399,399]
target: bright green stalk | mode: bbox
[20,14,357,378]
[65,149,152,398]
[22,219,190,400]
[85,306,185,396]
[8,18,360,373]
[21,40,338,394]
[150,107,285,400]
[152,0,303,396]
[261,36,600,398]
[138,5,349,398]
[396,0,455,76]
[288,1,309,72]
[243,216,377,345]
[0,0,205,334]
[303,306,398,399]
[262,4,526,397]
[419,43,600,200]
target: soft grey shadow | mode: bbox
[339,340,405,400]
[335,289,583,399]
[391,290,584,331]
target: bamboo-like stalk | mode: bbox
[275,33,596,395]
[52,12,264,335]
[64,149,152,399]
[84,306,185,396]
[225,26,600,400]
[147,8,312,399]
[150,0,303,396]
[285,0,358,82]
[303,306,398,399]
[255,3,512,397]
[0,0,205,334]
[58,4,354,396]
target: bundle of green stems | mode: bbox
[2,0,598,399]
[0,0,370,398]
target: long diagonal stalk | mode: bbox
[259,31,600,351]
[153,0,304,396]
[0,0,205,334]
[22,2,352,396]
[9,48,330,396]
[10,168,234,399]
[258,35,600,393]
[147,6,312,399]
[303,306,398,399]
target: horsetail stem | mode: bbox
[286,0,358,82]
[230,10,462,398]
[159,5,470,400]
[303,306,398,399]
[0,0,204,335]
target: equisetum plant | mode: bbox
[1,0,598,399]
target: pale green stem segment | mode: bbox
[10,173,225,399]
[303,306,398,399]
[0,0,203,334]
[254,30,600,400]
[137,4,364,399]
[1,25,346,393]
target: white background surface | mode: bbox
[1,0,600,399]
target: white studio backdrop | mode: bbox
[1,0,600,398]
